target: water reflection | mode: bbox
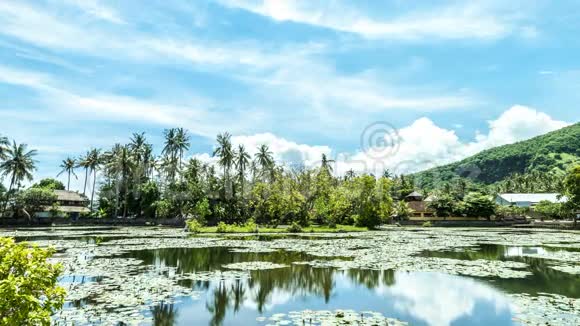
[421,244,580,298]
[126,248,514,326]
[152,303,179,326]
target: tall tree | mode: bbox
[57,157,77,190]
[213,132,234,186]
[87,149,101,211]
[162,128,179,182]
[1,142,37,216]
[104,145,134,218]
[174,128,191,172]
[234,144,250,196]
[254,144,274,181]
[78,151,91,195]
[320,154,335,174]
[0,134,9,161]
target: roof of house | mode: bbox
[497,193,568,204]
[54,190,88,202]
[406,191,423,198]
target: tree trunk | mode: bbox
[83,168,89,195]
[90,169,97,212]
[2,173,16,217]
[67,171,71,190]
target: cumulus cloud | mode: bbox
[191,105,569,177]
[376,272,512,326]
[340,105,569,175]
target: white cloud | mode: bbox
[334,105,570,175]
[218,0,534,41]
[56,0,126,24]
[0,1,300,69]
[232,133,331,167]
[479,105,569,148]
[377,272,512,326]
[187,105,570,177]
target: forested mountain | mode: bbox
[413,122,580,191]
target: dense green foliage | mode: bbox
[31,178,65,191]
[15,188,58,218]
[87,130,393,229]
[414,123,580,190]
[0,238,65,325]
[427,191,501,220]
[534,200,566,220]
[0,139,37,217]
[563,165,580,226]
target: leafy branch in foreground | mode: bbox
[0,238,65,325]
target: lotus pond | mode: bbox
[1,227,579,326]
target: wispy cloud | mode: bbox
[57,0,127,24]
[217,0,536,41]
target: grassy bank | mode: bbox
[193,224,368,234]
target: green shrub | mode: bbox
[287,222,303,233]
[216,222,230,233]
[0,238,66,324]
[422,221,432,227]
[186,219,203,233]
[243,218,258,233]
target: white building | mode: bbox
[36,190,90,219]
[495,193,567,208]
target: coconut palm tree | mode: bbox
[129,132,147,164]
[345,169,356,181]
[254,144,274,181]
[174,128,191,171]
[105,145,134,218]
[1,141,37,216]
[142,144,155,178]
[78,151,92,195]
[213,132,234,184]
[57,157,77,190]
[0,134,9,161]
[320,154,335,174]
[234,144,250,195]
[87,149,101,211]
[162,128,179,182]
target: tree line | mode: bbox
[1,130,579,226]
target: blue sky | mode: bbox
[0,0,579,190]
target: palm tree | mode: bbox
[0,134,9,161]
[142,144,155,178]
[57,157,77,190]
[1,141,37,216]
[174,128,191,171]
[129,132,147,167]
[78,151,92,195]
[320,154,335,174]
[105,145,134,218]
[213,132,234,184]
[87,149,101,211]
[234,144,250,195]
[345,169,356,181]
[254,144,274,181]
[162,128,179,182]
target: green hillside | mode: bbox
[413,122,580,189]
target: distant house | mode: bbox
[495,193,568,208]
[36,190,89,219]
[404,191,434,218]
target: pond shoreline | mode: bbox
[1,218,577,230]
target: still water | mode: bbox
[125,247,516,326]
